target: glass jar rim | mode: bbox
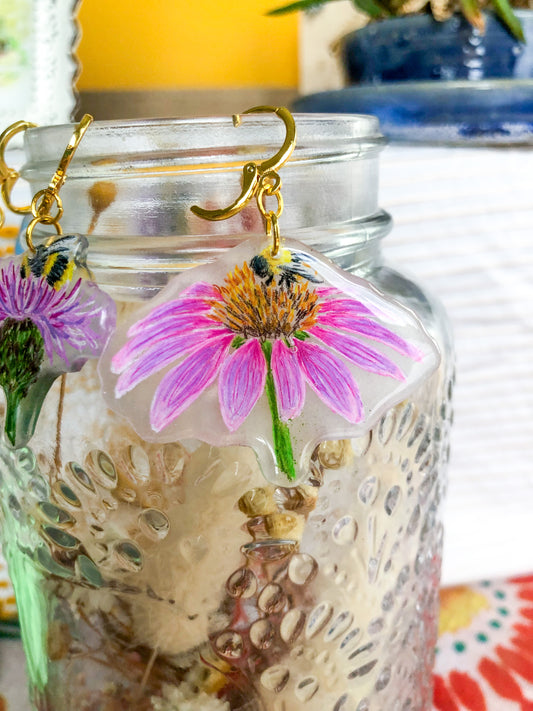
[18,113,389,298]
[21,113,385,182]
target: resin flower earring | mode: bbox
[0,116,116,447]
[100,107,439,484]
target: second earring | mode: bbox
[98,106,439,484]
[0,115,116,448]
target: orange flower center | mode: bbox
[209,262,319,340]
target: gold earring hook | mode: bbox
[25,114,93,252]
[191,105,296,222]
[236,106,296,173]
[38,113,93,217]
[0,120,38,225]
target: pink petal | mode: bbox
[114,328,229,397]
[127,298,213,337]
[150,334,234,432]
[318,313,420,359]
[271,339,305,420]
[112,321,228,372]
[218,338,267,431]
[309,325,405,380]
[128,311,220,343]
[315,286,341,298]
[180,282,221,300]
[295,340,363,423]
[318,299,375,319]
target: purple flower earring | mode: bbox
[0,116,116,447]
[100,107,439,484]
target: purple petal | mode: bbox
[151,334,234,432]
[271,339,305,420]
[33,279,101,363]
[27,280,82,362]
[0,265,114,366]
[218,339,267,431]
[295,340,363,423]
[114,328,230,397]
[309,326,405,380]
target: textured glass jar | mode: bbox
[0,115,453,711]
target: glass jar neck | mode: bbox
[20,115,388,298]
[78,210,390,300]
[339,230,386,277]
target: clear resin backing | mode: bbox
[101,237,439,484]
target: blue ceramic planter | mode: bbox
[294,80,533,143]
[294,11,533,143]
[342,11,533,83]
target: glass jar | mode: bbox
[1,115,453,711]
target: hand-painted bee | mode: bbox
[20,234,89,290]
[250,247,322,289]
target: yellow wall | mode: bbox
[77,0,298,90]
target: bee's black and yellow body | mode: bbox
[250,247,321,289]
[20,235,82,289]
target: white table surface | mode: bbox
[380,143,533,585]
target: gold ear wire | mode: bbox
[191,162,260,221]
[190,105,296,222]
[25,114,93,251]
[0,120,38,228]
[40,114,93,214]
[236,106,296,174]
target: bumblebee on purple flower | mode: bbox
[0,236,115,447]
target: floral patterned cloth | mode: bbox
[0,227,16,259]
[0,575,531,710]
[434,574,533,711]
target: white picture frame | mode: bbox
[0,0,78,131]
[299,1,366,95]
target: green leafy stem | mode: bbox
[261,340,296,481]
[267,0,525,43]
[0,318,44,446]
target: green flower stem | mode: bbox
[4,391,19,448]
[0,318,44,447]
[261,341,296,481]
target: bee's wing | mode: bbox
[286,262,322,283]
[48,234,84,255]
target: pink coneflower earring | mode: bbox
[100,106,440,484]
[0,116,116,447]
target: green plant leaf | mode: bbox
[460,0,485,32]
[267,0,334,16]
[350,0,391,19]
[491,0,525,41]
[231,335,246,349]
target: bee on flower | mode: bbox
[250,247,322,289]
[107,239,437,481]
[0,237,116,446]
